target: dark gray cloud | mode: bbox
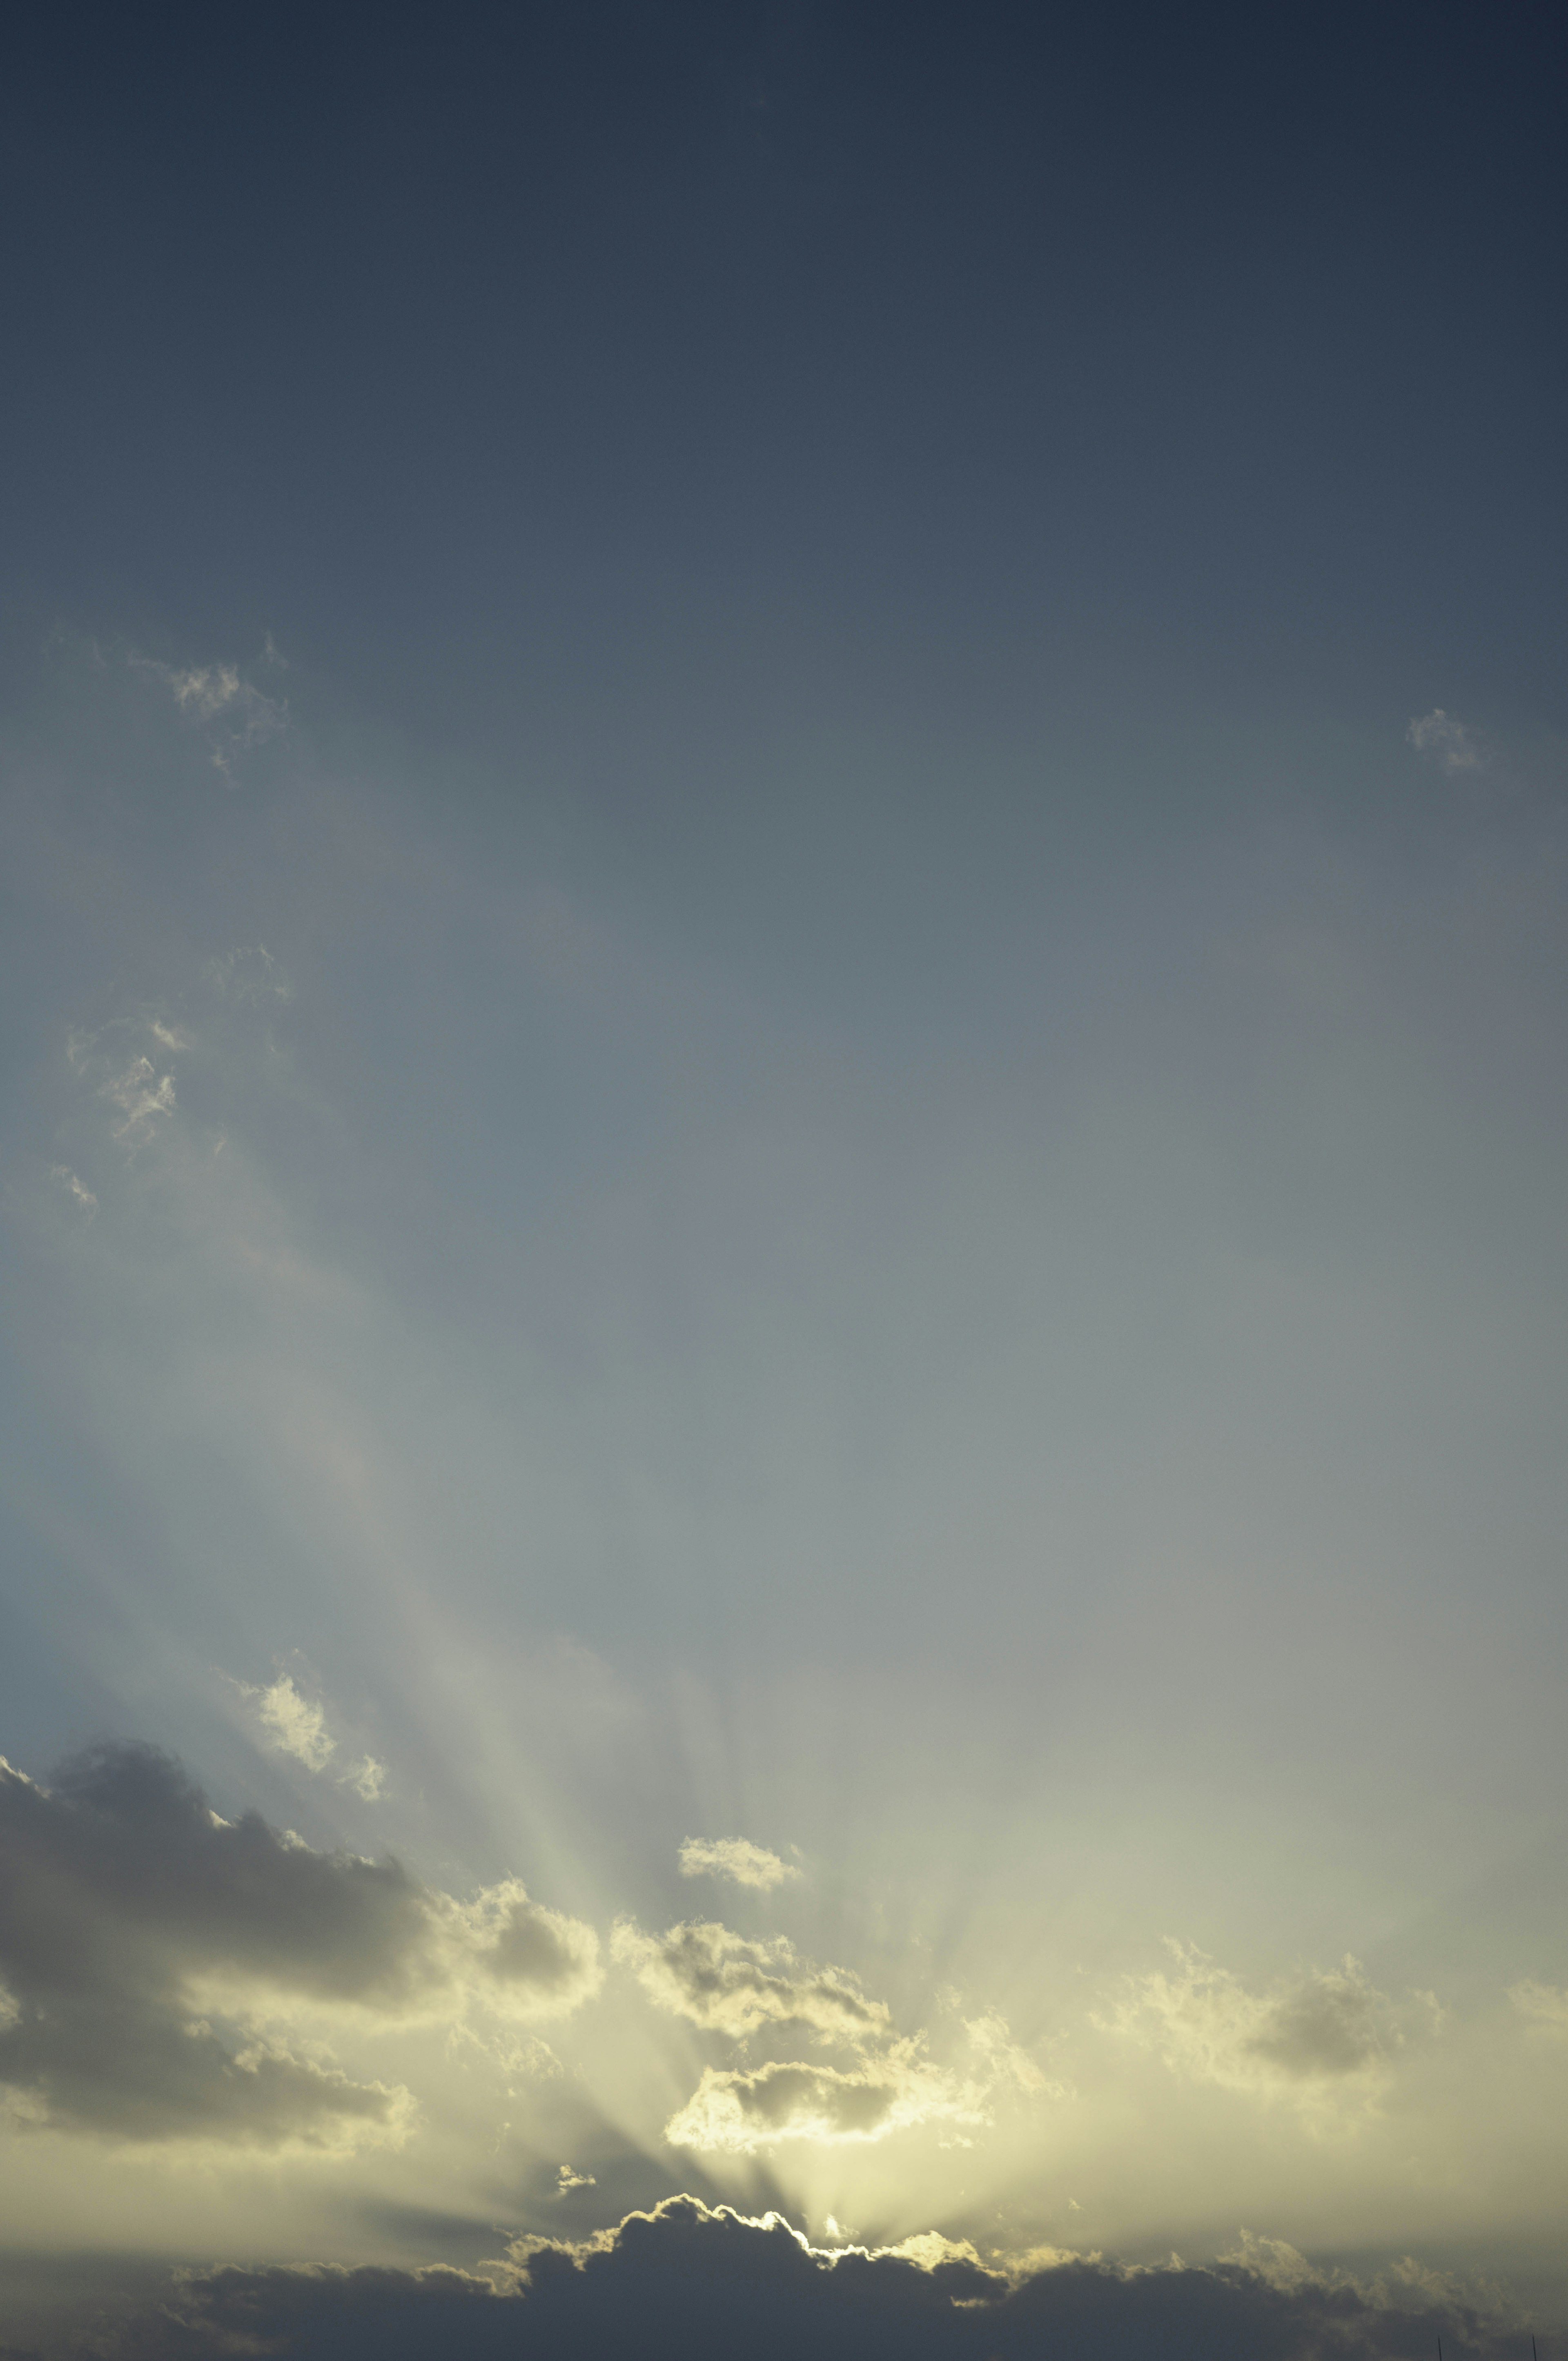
[93,2195,1533,2361]
[0,1744,596,2145]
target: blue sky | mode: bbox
[3,6,1568,2354]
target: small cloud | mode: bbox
[207,944,290,1004]
[346,1755,388,1802]
[236,1673,337,1774]
[49,1166,97,1217]
[100,1055,176,1143]
[148,1020,194,1052]
[1508,1978,1568,2032]
[1407,708,1486,773]
[679,1836,803,1891]
[1095,1942,1414,2122]
[612,1920,890,2045]
[130,652,287,777]
[555,2164,596,2194]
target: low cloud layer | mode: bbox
[0,1744,599,2147]
[96,2194,1528,2361]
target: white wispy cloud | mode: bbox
[678,1835,802,1890]
[346,1755,388,1801]
[1508,1978,1568,2032]
[100,1054,177,1142]
[48,1166,97,1217]
[1407,707,1486,773]
[130,653,288,776]
[205,944,290,1002]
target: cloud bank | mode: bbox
[97,2194,1528,2360]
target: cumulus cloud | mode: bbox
[665,2048,977,2152]
[1096,1942,1417,2118]
[664,2013,1053,2154]
[229,1675,388,1802]
[0,1743,599,2146]
[612,1919,889,2044]
[94,2192,1525,2361]
[1407,707,1486,772]
[678,1836,802,1891]
[243,1674,337,1773]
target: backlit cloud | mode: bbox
[1096,1942,1421,2120]
[244,1673,337,1773]
[91,2193,1526,2360]
[612,1918,889,2044]
[0,1743,599,2146]
[678,1835,802,1890]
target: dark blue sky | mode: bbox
[7,1,1567,755]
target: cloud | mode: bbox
[100,1054,177,1143]
[228,1675,386,1802]
[0,1743,599,2146]
[243,1675,336,1773]
[1407,707,1486,772]
[663,2014,1053,2154]
[1096,1942,1416,2118]
[95,2192,1526,2360]
[346,1755,388,1802]
[612,1919,890,2044]
[664,2048,979,2152]
[130,654,287,775]
[678,1836,802,1891]
[205,944,290,1002]
[1508,1978,1568,2033]
[49,1165,97,1216]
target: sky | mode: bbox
[2,2,1568,2353]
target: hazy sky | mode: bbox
[4,5,1568,2354]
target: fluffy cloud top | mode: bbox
[0,1744,599,2146]
[678,1837,801,1891]
[612,1919,889,2043]
[94,2194,1523,2361]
